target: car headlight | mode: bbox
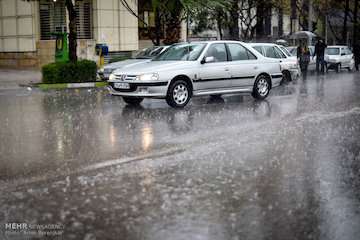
[136,73,159,81]
[109,73,116,81]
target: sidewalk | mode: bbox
[0,69,42,89]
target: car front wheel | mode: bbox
[336,63,341,73]
[166,80,191,108]
[252,75,270,100]
[122,97,144,105]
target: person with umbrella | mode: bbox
[313,39,327,73]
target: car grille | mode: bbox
[114,74,137,81]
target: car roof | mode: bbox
[327,45,347,48]
[248,43,281,47]
[176,40,248,45]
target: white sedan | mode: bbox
[249,43,300,82]
[108,40,283,108]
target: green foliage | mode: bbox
[42,60,97,84]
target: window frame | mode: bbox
[226,43,258,62]
[205,43,229,63]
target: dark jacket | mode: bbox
[314,41,327,57]
[353,44,360,60]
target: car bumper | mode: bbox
[289,68,300,80]
[108,81,168,98]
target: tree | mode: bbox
[26,0,78,62]
[354,0,359,44]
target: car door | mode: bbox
[196,43,231,91]
[226,43,259,88]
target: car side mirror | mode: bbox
[201,56,215,64]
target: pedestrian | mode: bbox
[313,39,327,73]
[298,42,311,72]
[354,41,360,71]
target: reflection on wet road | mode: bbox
[0,72,360,240]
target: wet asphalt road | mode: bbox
[1,71,360,240]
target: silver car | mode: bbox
[325,46,355,72]
[249,43,300,82]
[98,46,169,80]
[108,41,283,108]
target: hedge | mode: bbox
[42,60,97,84]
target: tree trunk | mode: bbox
[162,1,182,45]
[353,0,359,45]
[278,7,284,37]
[256,2,265,39]
[65,0,77,62]
[154,7,161,46]
[342,0,350,44]
[228,0,240,40]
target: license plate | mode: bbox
[114,82,130,89]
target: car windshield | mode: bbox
[326,48,340,55]
[134,46,162,59]
[153,43,207,61]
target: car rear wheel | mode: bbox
[252,75,270,100]
[123,97,144,105]
[166,80,191,108]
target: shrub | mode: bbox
[42,60,97,84]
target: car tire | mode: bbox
[336,63,341,73]
[210,94,222,98]
[252,75,271,100]
[281,70,292,84]
[122,97,144,105]
[166,79,191,108]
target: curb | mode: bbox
[36,82,108,90]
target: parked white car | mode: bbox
[249,43,300,82]
[325,46,355,72]
[108,41,283,108]
[98,46,169,80]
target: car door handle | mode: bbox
[225,68,230,71]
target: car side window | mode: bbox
[264,46,280,58]
[253,46,263,55]
[227,43,257,61]
[205,43,228,62]
[341,48,346,55]
[275,47,286,58]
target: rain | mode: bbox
[1,71,360,239]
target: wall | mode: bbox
[0,0,38,52]
[0,0,39,68]
[93,0,138,52]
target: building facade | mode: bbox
[0,0,139,68]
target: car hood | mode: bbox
[104,59,150,69]
[112,61,195,75]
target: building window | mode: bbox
[39,0,92,40]
[39,1,67,40]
